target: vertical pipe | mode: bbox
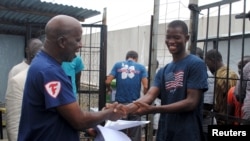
[188,0,199,54]
[99,25,107,118]
[102,7,107,25]
[239,0,246,124]
[225,2,232,124]
[204,8,210,53]
[100,8,108,119]
[146,0,159,140]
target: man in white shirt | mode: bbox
[7,39,43,79]
[5,38,43,141]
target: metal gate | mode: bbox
[78,24,107,113]
[189,0,250,125]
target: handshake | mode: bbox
[103,101,152,121]
[85,101,153,137]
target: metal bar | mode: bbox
[78,91,99,93]
[204,8,210,54]
[188,3,199,54]
[99,25,107,113]
[198,0,240,10]
[197,33,250,42]
[239,0,247,104]
[235,11,250,19]
[88,27,93,111]
[146,15,154,141]
[146,0,160,140]
[81,24,105,28]
[224,2,233,124]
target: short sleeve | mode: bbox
[187,60,208,91]
[37,67,76,109]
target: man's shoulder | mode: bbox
[114,61,124,65]
[243,62,250,73]
[11,60,27,70]
[12,68,29,81]
[9,60,28,78]
[9,70,27,90]
[134,62,146,67]
[188,54,204,62]
[173,55,202,67]
[30,56,60,75]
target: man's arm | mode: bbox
[57,101,125,130]
[75,71,81,92]
[75,56,84,92]
[105,75,115,93]
[133,88,202,115]
[141,77,148,95]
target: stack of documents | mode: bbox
[94,120,150,141]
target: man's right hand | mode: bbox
[105,102,127,121]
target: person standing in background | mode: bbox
[227,55,250,125]
[62,54,84,99]
[8,38,41,80]
[105,50,148,141]
[5,38,43,141]
[235,56,250,124]
[7,38,43,84]
[234,55,250,104]
[205,49,238,125]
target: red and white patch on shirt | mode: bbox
[45,81,61,98]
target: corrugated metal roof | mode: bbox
[0,0,101,36]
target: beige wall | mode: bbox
[82,14,250,75]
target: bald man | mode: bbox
[18,15,125,141]
[7,38,43,79]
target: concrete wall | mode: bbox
[0,35,25,103]
[105,14,250,75]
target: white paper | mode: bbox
[94,125,131,141]
[104,120,150,130]
[94,120,150,141]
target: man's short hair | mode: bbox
[205,49,222,62]
[238,55,250,70]
[168,20,188,35]
[126,50,138,60]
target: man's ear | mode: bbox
[57,36,65,48]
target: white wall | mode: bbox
[105,14,250,75]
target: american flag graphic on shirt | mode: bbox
[165,71,184,92]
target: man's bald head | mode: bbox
[43,15,83,63]
[45,15,82,40]
[27,38,42,48]
[26,38,43,64]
